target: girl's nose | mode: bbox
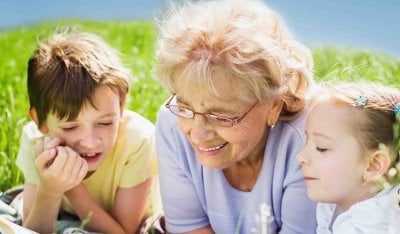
[297,147,310,166]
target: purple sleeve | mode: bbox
[155,108,210,233]
[280,118,317,234]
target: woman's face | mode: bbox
[174,79,280,169]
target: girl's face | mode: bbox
[298,101,370,210]
[42,85,121,172]
[174,79,280,169]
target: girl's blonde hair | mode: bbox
[155,0,313,120]
[316,82,400,167]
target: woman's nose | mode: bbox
[188,117,216,143]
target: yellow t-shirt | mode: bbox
[16,110,160,215]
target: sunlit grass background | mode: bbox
[0,21,400,191]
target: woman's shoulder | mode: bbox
[271,107,310,149]
[281,107,309,138]
[156,106,178,127]
[155,106,181,142]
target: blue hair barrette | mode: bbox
[354,94,368,107]
[394,103,400,116]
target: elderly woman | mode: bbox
[155,0,316,233]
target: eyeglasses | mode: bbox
[165,94,257,127]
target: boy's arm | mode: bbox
[112,177,153,233]
[65,177,152,234]
[22,144,87,233]
[22,183,62,234]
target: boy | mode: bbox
[16,29,159,233]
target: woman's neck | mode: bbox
[223,126,269,192]
[223,150,265,192]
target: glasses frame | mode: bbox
[165,94,257,127]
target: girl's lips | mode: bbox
[304,176,318,181]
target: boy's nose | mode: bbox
[80,131,101,149]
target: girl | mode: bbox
[298,82,400,233]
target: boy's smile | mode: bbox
[40,85,121,172]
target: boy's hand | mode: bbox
[35,145,88,196]
[34,136,63,157]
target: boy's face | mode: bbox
[42,85,121,172]
[297,101,369,210]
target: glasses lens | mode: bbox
[169,105,194,119]
[206,115,234,127]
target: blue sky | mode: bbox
[0,0,399,57]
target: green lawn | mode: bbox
[0,20,399,191]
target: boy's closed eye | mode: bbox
[98,121,113,126]
[62,126,77,131]
[60,120,114,130]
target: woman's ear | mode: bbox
[363,145,391,183]
[29,108,49,134]
[265,99,284,126]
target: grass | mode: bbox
[0,20,400,191]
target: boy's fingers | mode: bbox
[63,147,79,174]
[50,146,68,172]
[78,160,88,181]
[43,136,51,149]
[44,137,63,150]
[71,156,86,181]
[35,148,57,171]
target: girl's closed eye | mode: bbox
[316,147,328,152]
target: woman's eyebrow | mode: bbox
[176,96,242,114]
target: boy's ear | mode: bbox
[29,108,49,134]
[363,146,391,183]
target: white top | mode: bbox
[317,185,400,234]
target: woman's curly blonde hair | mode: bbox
[155,0,314,120]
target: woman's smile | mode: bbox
[196,142,229,155]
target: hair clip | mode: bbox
[354,94,368,107]
[394,103,400,116]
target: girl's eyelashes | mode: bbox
[316,147,328,152]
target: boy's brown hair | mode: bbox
[27,28,131,127]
